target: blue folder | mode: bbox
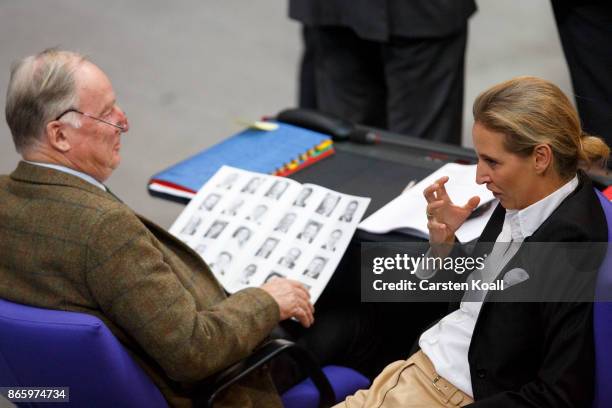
[149,122,332,194]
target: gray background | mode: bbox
[0,1,571,228]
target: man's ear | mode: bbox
[533,144,553,175]
[45,121,72,153]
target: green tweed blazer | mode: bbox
[0,162,282,408]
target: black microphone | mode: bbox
[275,108,387,145]
[348,128,381,144]
[275,108,353,142]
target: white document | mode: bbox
[358,163,496,242]
[169,165,370,303]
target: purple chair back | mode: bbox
[594,190,612,408]
[282,365,370,408]
[0,298,167,408]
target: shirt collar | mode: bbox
[24,161,107,191]
[504,175,579,241]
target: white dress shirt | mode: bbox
[419,175,579,397]
[24,161,106,191]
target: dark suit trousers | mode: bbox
[298,26,319,109]
[269,304,382,392]
[552,0,612,150]
[309,26,468,145]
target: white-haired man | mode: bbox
[0,48,314,408]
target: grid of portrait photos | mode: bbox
[169,165,370,302]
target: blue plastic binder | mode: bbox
[148,122,333,198]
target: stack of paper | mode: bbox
[358,163,496,242]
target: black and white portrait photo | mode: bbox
[239,264,258,285]
[180,216,201,235]
[222,198,244,216]
[264,271,285,283]
[339,200,359,222]
[322,229,343,252]
[297,220,322,244]
[255,238,279,259]
[216,172,239,190]
[265,180,289,200]
[241,176,263,194]
[232,226,252,247]
[246,204,268,224]
[274,212,297,233]
[199,193,221,211]
[293,187,313,207]
[204,220,228,239]
[277,247,301,269]
[303,256,327,280]
[315,193,340,217]
[210,251,232,276]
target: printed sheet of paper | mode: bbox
[358,163,496,242]
[169,166,370,302]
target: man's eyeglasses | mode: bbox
[55,108,127,131]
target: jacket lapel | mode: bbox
[473,174,594,331]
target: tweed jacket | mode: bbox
[0,162,282,408]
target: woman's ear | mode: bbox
[533,143,553,174]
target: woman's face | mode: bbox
[472,122,538,210]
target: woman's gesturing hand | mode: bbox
[423,176,480,247]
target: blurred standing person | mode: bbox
[289,0,477,145]
[551,0,612,152]
[297,26,318,109]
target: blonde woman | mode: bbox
[337,76,609,408]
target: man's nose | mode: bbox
[120,116,130,133]
[116,106,129,132]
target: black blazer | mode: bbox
[456,174,607,407]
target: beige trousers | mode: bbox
[334,351,474,408]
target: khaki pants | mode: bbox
[334,351,474,408]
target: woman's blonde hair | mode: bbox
[473,76,609,178]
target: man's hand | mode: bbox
[260,278,314,328]
[424,176,480,255]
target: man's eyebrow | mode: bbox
[100,99,115,114]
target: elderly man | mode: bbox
[0,49,314,407]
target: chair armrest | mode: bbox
[194,339,336,408]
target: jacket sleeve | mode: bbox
[84,208,280,382]
[466,302,594,407]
